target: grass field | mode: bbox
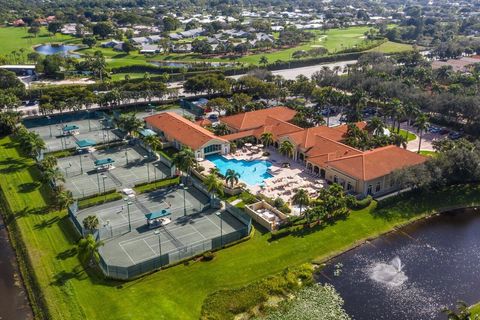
[0,26,74,56]
[2,135,478,320]
[419,150,437,157]
[471,303,480,316]
[367,41,415,53]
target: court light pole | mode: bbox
[180,183,188,216]
[125,149,129,165]
[101,174,107,201]
[154,229,162,261]
[46,116,52,137]
[216,211,223,247]
[79,154,83,174]
[87,110,91,132]
[96,171,101,193]
[124,198,133,232]
[144,155,150,182]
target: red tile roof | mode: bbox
[145,112,227,150]
[221,130,256,141]
[288,126,346,149]
[306,136,362,167]
[253,116,303,140]
[326,145,427,181]
[220,107,297,131]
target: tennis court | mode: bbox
[74,185,248,268]
[28,118,121,152]
[58,144,172,198]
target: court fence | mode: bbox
[97,225,250,280]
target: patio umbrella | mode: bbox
[257,144,264,148]
[245,143,252,147]
[251,146,258,150]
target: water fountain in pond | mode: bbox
[369,256,408,287]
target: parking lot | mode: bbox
[58,144,171,198]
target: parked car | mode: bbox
[428,126,441,134]
[439,127,450,135]
[448,131,463,140]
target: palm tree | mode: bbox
[42,167,65,187]
[117,113,143,138]
[292,189,309,216]
[171,147,196,179]
[259,55,268,68]
[279,140,295,158]
[82,215,99,232]
[25,132,46,158]
[143,135,162,156]
[390,133,408,149]
[260,132,274,148]
[366,117,385,137]
[56,189,74,210]
[414,113,429,153]
[39,155,58,170]
[225,169,240,188]
[77,234,104,266]
[209,167,220,175]
[204,173,224,198]
[213,123,230,136]
[441,301,471,320]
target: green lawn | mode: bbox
[389,127,417,141]
[419,150,437,157]
[0,26,75,56]
[367,41,415,53]
[471,302,480,315]
[1,135,480,320]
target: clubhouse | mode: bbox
[146,107,426,197]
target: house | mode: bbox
[144,112,230,159]
[139,44,161,54]
[11,19,25,27]
[171,43,192,53]
[217,107,427,197]
[179,28,205,38]
[102,40,123,49]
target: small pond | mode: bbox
[35,44,81,58]
[318,208,480,320]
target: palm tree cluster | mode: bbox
[171,147,196,179]
[343,118,408,151]
[303,184,349,224]
[142,134,162,156]
[38,155,65,187]
[115,113,144,138]
[0,110,21,135]
[16,125,46,159]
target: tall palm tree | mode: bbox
[42,167,65,187]
[82,215,99,232]
[117,113,143,138]
[171,147,196,179]
[143,135,162,156]
[260,132,274,148]
[366,117,385,137]
[225,169,240,188]
[77,234,104,266]
[209,167,220,175]
[414,114,429,153]
[390,133,408,149]
[204,173,224,198]
[279,140,295,158]
[39,155,58,170]
[56,189,74,210]
[259,55,268,68]
[292,189,309,216]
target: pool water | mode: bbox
[207,155,273,186]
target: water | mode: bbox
[0,215,33,320]
[318,208,480,320]
[206,154,273,186]
[35,44,80,58]
[150,61,236,68]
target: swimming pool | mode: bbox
[206,155,273,186]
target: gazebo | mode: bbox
[75,139,96,151]
[94,158,115,171]
[62,125,79,135]
[145,209,171,228]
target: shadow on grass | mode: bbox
[51,265,87,286]
[56,247,78,260]
[18,182,41,193]
[34,216,60,230]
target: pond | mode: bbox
[0,215,33,320]
[318,208,480,320]
[35,44,81,58]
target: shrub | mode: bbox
[197,165,205,172]
[202,251,215,261]
[346,195,373,210]
[273,197,285,208]
[262,151,270,156]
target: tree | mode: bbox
[0,110,21,134]
[212,123,230,136]
[41,167,65,186]
[143,135,162,155]
[82,36,97,49]
[116,113,143,137]
[206,97,230,115]
[83,215,99,232]
[259,55,269,68]
[171,147,196,178]
[414,113,429,153]
[122,42,136,54]
[191,39,213,54]
[204,173,224,198]
[292,188,309,216]
[56,189,73,210]
[41,55,64,77]
[279,140,295,158]
[162,16,180,32]
[230,93,252,114]
[261,132,274,148]
[366,117,385,137]
[77,234,103,266]
[225,169,240,188]
[28,25,40,37]
[92,22,114,39]
[47,22,62,36]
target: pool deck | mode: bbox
[201,147,326,214]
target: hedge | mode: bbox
[133,176,180,193]
[78,190,123,209]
